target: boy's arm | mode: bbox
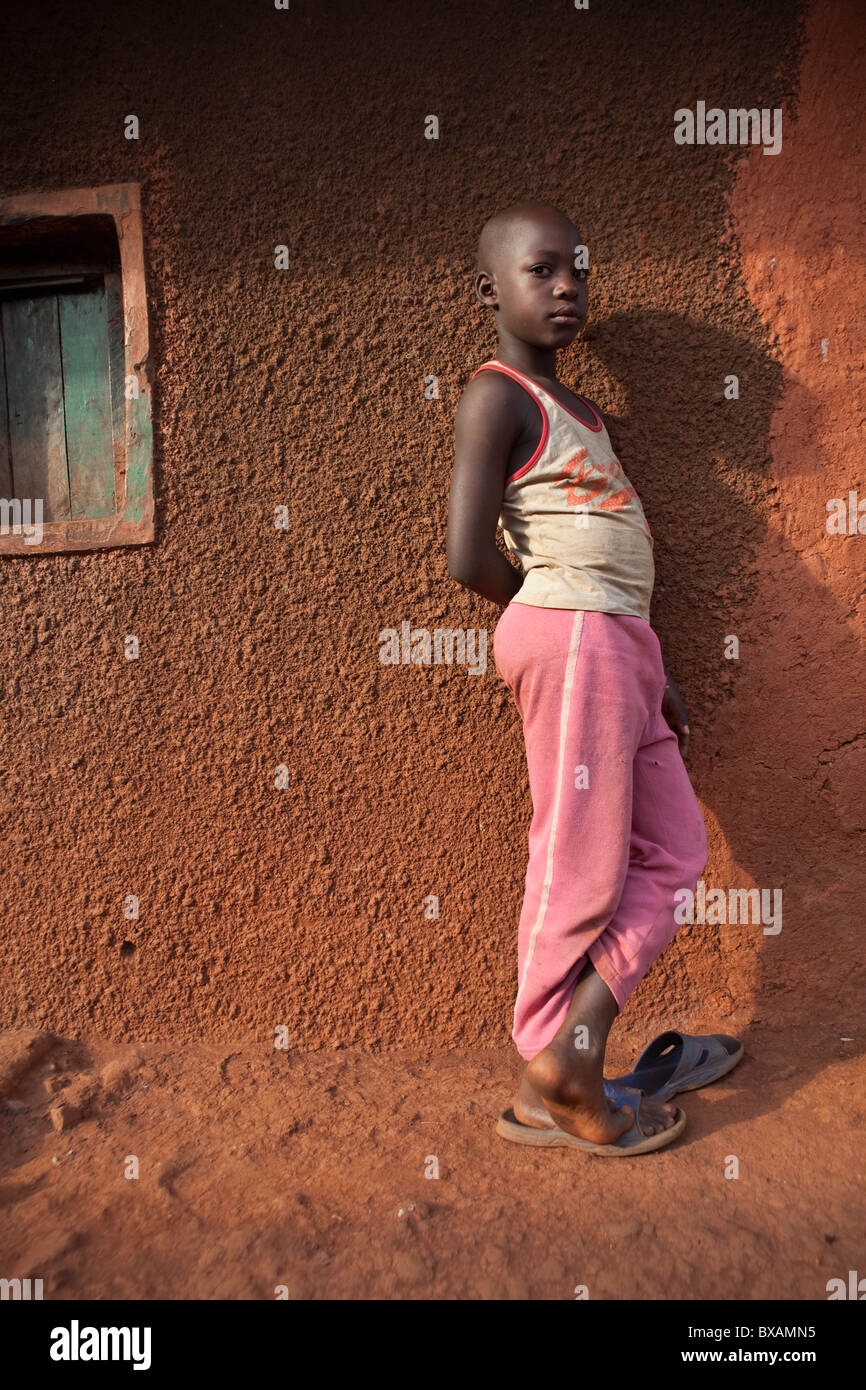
[447,375,525,606]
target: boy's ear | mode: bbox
[474,271,496,307]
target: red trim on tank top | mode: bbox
[471,360,550,482]
[474,358,603,432]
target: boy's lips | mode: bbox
[549,308,581,322]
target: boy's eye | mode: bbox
[528,264,591,278]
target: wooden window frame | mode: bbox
[0,181,154,555]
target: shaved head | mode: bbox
[473,198,590,346]
[477,200,578,276]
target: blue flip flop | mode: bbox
[495,1080,686,1156]
[610,1030,743,1103]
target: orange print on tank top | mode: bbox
[557,448,653,537]
[557,448,628,508]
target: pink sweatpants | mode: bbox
[493,603,709,1061]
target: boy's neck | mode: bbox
[493,336,560,383]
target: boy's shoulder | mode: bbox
[454,365,615,442]
[453,362,537,455]
[455,361,530,416]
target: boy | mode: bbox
[446,200,714,1154]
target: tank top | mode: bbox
[471,359,655,621]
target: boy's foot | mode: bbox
[517,1047,679,1143]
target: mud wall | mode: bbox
[1,0,862,1047]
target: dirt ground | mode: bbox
[1,1025,862,1300]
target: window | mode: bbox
[0,182,154,554]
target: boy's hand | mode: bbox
[661,672,690,758]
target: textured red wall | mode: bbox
[1,0,861,1048]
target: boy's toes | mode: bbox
[635,1095,678,1136]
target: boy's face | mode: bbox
[476,214,589,347]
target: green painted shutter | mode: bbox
[0,277,117,522]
